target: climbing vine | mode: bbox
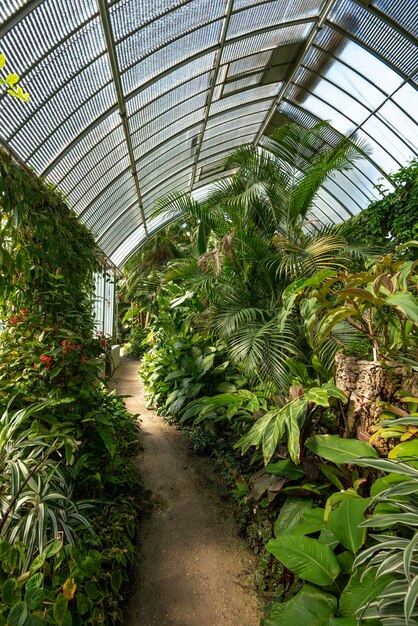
[0,150,140,625]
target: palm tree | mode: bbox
[151,122,377,390]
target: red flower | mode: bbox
[39,355,54,368]
[76,344,82,350]
[34,363,37,368]
[61,340,67,346]
[20,309,29,316]
[100,338,107,349]
[8,317,19,324]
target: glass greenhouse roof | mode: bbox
[1,0,417,267]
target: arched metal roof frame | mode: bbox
[0,0,417,267]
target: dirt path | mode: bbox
[113,357,262,626]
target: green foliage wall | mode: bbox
[348,159,418,251]
[0,151,140,625]
[0,150,99,329]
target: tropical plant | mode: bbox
[235,381,348,465]
[0,148,141,625]
[151,122,374,390]
[281,248,418,364]
[348,159,418,254]
[350,457,418,625]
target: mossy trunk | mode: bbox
[335,353,418,454]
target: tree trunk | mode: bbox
[335,353,418,454]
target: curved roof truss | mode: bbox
[0,0,417,266]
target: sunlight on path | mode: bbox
[113,357,262,626]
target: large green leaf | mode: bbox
[288,508,327,536]
[339,567,394,618]
[263,584,337,626]
[316,307,359,346]
[274,497,313,537]
[328,495,369,552]
[306,435,378,464]
[304,387,330,406]
[386,292,418,325]
[265,460,305,479]
[267,535,340,586]
[285,397,308,463]
[354,458,418,478]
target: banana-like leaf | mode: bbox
[386,292,418,325]
[328,495,369,552]
[306,435,378,464]
[339,567,394,618]
[263,584,337,626]
[274,496,313,537]
[267,535,340,586]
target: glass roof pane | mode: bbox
[223,72,264,95]
[293,66,371,125]
[120,23,221,95]
[313,192,349,223]
[200,133,256,161]
[205,113,266,139]
[47,112,122,185]
[209,83,281,117]
[89,189,137,234]
[71,154,131,214]
[228,0,321,39]
[128,73,211,125]
[141,157,195,196]
[361,116,415,165]
[1,16,106,140]
[115,2,224,71]
[132,110,204,155]
[377,100,418,154]
[100,209,143,252]
[207,102,270,129]
[200,125,260,153]
[390,85,418,126]
[302,49,386,110]
[222,23,312,62]
[1,1,30,23]
[56,126,125,194]
[82,172,134,222]
[354,129,401,173]
[109,0,186,39]
[328,0,417,76]
[228,50,273,77]
[285,89,356,136]
[131,91,208,141]
[110,226,147,266]
[315,27,404,94]
[373,0,418,38]
[1,0,97,74]
[316,188,352,222]
[9,55,114,161]
[23,84,117,174]
[65,143,129,205]
[91,192,137,237]
[138,135,194,180]
[143,174,193,214]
